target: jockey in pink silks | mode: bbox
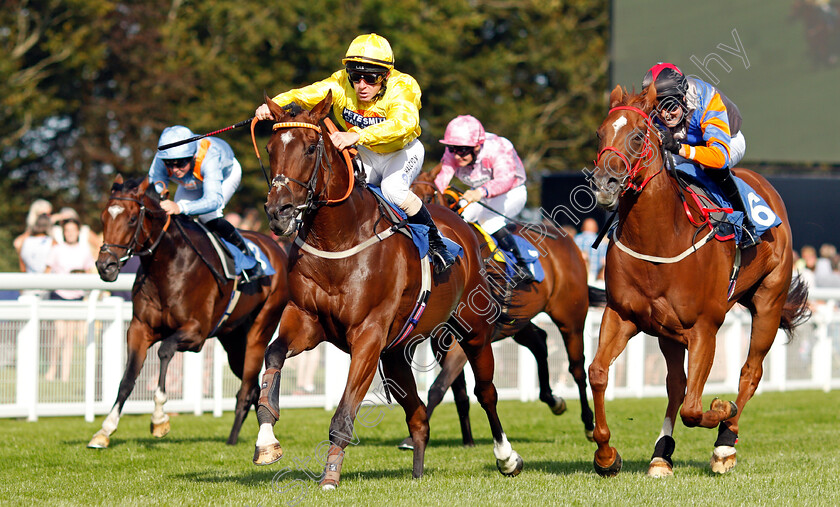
[434,114,534,284]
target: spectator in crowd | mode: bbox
[796,245,818,289]
[574,218,608,282]
[814,243,840,287]
[14,199,54,257]
[240,208,265,233]
[51,207,102,261]
[44,217,96,382]
[18,214,56,299]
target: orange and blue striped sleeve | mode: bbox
[688,92,732,169]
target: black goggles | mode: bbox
[163,157,192,169]
[447,145,475,157]
[348,71,386,85]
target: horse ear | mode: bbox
[138,177,150,194]
[309,90,333,122]
[264,92,286,121]
[643,83,658,112]
[609,85,625,108]
[114,174,124,185]
[431,163,443,179]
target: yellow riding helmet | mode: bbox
[342,33,394,71]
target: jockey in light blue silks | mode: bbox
[149,125,256,279]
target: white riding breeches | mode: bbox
[460,184,527,235]
[357,139,424,210]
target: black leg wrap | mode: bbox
[257,368,281,425]
[715,422,738,447]
[651,435,676,466]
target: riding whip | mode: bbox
[157,118,254,151]
[447,184,559,239]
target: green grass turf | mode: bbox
[0,390,838,505]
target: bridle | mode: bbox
[99,195,171,266]
[594,105,662,195]
[264,121,354,226]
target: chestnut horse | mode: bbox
[256,92,523,488]
[88,175,289,448]
[397,166,599,450]
[588,85,810,477]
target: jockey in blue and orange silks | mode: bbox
[149,125,257,279]
[434,115,535,284]
[254,33,456,273]
[643,62,761,249]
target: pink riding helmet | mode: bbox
[440,115,486,147]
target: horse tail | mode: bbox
[779,273,811,341]
[588,285,607,308]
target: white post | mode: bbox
[213,339,224,417]
[725,312,743,395]
[101,297,127,409]
[16,296,40,422]
[812,302,833,393]
[84,290,100,422]
[768,327,787,392]
[625,333,645,397]
[182,347,204,416]
[323,343,349,411]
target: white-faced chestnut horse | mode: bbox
[256,92,523,488]
[588,85,810,477]
[88,175,289,449]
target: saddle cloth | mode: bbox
[195,220,275,280]
[673,160,782,244]
[471,223,545,283]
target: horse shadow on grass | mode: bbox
[512,458,717,476]
[67,435,230,449]
[359,435,555,448]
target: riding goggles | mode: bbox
[347,71,386,85]
[163,157,192,169]
[447,145,475,157]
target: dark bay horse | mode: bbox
[88,175,289,448]
[588,85,810,477]
[256,92,523,488]
[397,166,599,449]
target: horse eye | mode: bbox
[128,215,137,225]
[306,144,317,155]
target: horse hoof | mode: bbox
[550,396,567,416]
[710,446,737,474]
[150,420,170,438]
[496,451,524,477]
[710,397,738,420]
[397,436,414,451]
[647,457,673,478]
[87,430,110,449]
[585,429,595,442]
[253,443,284,465]
[594,450,622,477]
[320,479,338,490]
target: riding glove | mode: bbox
[660,131,682,155]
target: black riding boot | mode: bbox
[408,205,455,274]
[492,227,536,285]
[708,169,762,249]
[206,217,258,281]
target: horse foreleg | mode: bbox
[513,324,568,415]
[460,336,524,477]
[648,337,687,478]
[381,350,429,479]
[254,303,320,466]
[150,335,179,438]
[88,320,153,448]
[589,307,637,476]
[320,330,384,489]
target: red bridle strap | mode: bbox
[595,105,661,194]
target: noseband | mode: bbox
[99,195,170,265]
[594,105,662,195]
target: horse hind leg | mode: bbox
[149,335,179,438]
[648,337,686,478]
[451,369,475,447]
[460,337,524,477]
[711,304,781,474]
[512,324,567,416]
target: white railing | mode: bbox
[0,273,837,421]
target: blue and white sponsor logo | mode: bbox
[342,108,386,129]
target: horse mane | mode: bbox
[111,176,162,205]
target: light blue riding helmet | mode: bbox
[157,125,197,160]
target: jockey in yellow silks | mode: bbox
[255,33,455,273]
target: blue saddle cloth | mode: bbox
[492,234,546,283]
[368,185,464,261]
[219,238,276,278]
[672,159,782,243]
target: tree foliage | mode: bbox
[0,0,608,271]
